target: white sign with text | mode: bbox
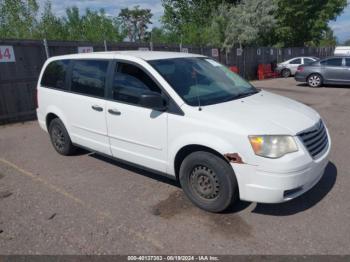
[78,46,94,53]
[211,48,219,57]
[181,47,189,53]
[0,46,16,62]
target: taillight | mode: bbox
[297,66,304,72]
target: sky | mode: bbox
[329,0,350,43]
[38,0,350,43]
[37,0,164,27]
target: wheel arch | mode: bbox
[44,106,69,133]
[173,144,230,181]
[46,113,59,130]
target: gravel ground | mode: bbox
[0,78,349,255]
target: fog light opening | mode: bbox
[283,186,303,198]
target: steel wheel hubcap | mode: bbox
[52,126,65,150]
[190,165,220,200]
[309,76,320,87]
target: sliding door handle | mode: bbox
[91,105,103,112]
[108,109,121,115]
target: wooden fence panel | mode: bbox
[0,39,335,124]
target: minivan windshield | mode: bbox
[149,57,259,106]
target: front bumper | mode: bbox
[232,142,330,203]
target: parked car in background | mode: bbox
[276,57,319,78]
[295,56,350,87]
[334,46,350,56]
[37,51,330,212]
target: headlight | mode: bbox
[249,135,298,158]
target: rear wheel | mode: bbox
[307,73,322,88]
[48,118,76,155]
[281,68,291,78]
[179,151,238,212]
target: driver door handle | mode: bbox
[108,109,121,115]
[91,105,103,112]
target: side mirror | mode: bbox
[139,92,167,111]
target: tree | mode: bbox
[64,6,83,40]
[118,6,153,42]
[148,27,178,44]
[274,0,347,46]
[36,1,67,40]
[318,26,337,47]
[0,0,39,39]
[209,0,277,50]
[161,0,240,45]
[81,8,123,42]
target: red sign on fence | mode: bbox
[0,46,16,62]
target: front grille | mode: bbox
[298,120,329,159]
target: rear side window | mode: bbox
[325,58,343,66]
[112,62,161,105]
[41,60,70,89]
[304,58,314,64]
[71,60,109,98]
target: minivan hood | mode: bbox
[202,90,320,135]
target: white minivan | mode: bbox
[37,51,331,212]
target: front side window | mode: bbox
[41,60,69,89]
[149,58,258,106]
[289,58,301,64]
[71,60,109,98]
[112,62,161,105]
[325,58,343,67]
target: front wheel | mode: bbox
[307,74,323,88]
[179,151,238,212]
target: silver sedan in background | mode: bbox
[295,56,350,87]
[276,56,319,77]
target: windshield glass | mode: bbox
[148,57,258,106]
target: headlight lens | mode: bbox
[249,135,298,158]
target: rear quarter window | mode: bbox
[289,58,301,64]
[41,60,70,90]
[345,58,350,67]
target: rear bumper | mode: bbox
[37,109,48,132]
[232,145,330,203]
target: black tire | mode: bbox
[307,73,323,88]
[48,118,76,155]
[281,68,291,78]
[179,151,238,212]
